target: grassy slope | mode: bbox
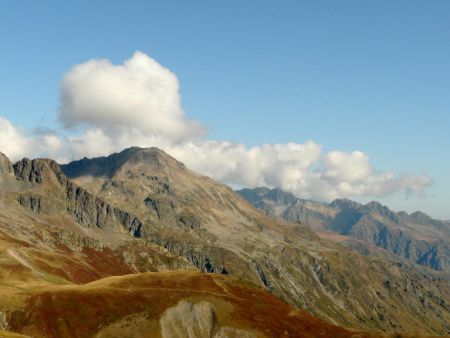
[1,270,426,338]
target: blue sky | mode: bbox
[0,1,449,218]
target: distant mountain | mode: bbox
[237,187,450,271]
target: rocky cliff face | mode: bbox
[0,152,13,175]
[0,152,192,291]
[59,147,450,334]
[237,187,450,272]
[9,157,144,236]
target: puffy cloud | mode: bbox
[0,117,30,161]
[59,51,205,143]
[324,151,371,182]
[0,51,433,201]
[0,117,67,162]
[169,142,432,201]
[169,141,322,189]
[67,127,176,160]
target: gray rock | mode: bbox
[0,152,13,175]
[160,300,256,338]
[238,187,450,272]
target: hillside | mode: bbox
[0,151,394,337]
[59,147,450,334]
[0,148,448,335]
[2,270,391,338]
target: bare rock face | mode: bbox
[7,157,145,237]
[160,300,255,338]
[0,152,13,175]
[0,152,20,195]
[214,327,255,338]
[160,300,217,338]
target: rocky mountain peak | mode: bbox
[365,200,383,209]
[240,186,450,273]
[361,201,400,221]
[266,187,297,205]
[61,146,187,180]
[397,211,409,218]
[329,198,362,210]
[237,187,270,201]
[409,210,432,222]
[362,201,389,213]
[13,157,65,185]
[0,152,13,175]
[237,187,297,205]
[120,147,187,171]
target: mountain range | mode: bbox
[0,147,448,337]
[237,187,450,272]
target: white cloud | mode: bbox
[0,117,30,161]
[0,51,433,201]
[169,141,322,189]
[324,151,371,182]
[67,127,177,160]
[168,142,432,201]
[59,51,205,143]
[0,117,67,163]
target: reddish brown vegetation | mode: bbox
[6,271,387,338]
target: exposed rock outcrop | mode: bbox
[0,152,13,175]
[160,300,255,338]
[8,157,145,238]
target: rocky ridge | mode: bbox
[237,187,450,272]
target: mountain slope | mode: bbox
[3,270,386,338]
[60,147,450,334]
[0,153,395,338]
[0,156,193,289]
[237,187,450,272]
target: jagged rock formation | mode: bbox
[10,157,144,236]
[0,152,193,289]
[0,153,13,175]
[58,147,450,334]
[238,187,450,272]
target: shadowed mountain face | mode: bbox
[0,148,449,336]
[237,187,450,272]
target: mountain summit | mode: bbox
[61,147,187,178]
